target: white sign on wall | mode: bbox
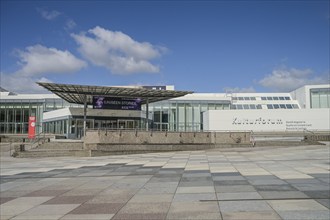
[203,109,330,132]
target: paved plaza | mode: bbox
[0,144,329,220]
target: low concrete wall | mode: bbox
[305,134,330,142]
[84,130,252,153]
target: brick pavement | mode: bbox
[1,144,329,220]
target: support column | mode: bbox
[146,98,149,131]
[83,95,87,137]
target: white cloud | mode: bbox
[258,67,328,92]
[37,8,61,20]
[15,44,87,76]
[223,86,256,93]
[1,72,51,93]
[71,26,165,74]
[65,19,76,30]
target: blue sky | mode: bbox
[1,0,329,93]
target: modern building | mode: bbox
[1,83,329,138]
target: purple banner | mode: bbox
[93,96,141,110]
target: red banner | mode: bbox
[28,116,36,139]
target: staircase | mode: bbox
[14,139,90,158]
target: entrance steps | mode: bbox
[36,141,84,150]
[15,149,90,158]
[14,140,89,158]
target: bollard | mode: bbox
[20,144,25,151]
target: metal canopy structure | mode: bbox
[37,82,193,105]
[37,82,193,134]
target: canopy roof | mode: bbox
[37,82,193,105]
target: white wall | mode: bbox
[290,86,307,108]
[203,109,330,132]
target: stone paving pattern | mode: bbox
[1,144,329,220]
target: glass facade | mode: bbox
[0,98,79,135]
[1,84,328,136]
[146,100,230,131]
[310,88,330,109]
[0,101,42,135]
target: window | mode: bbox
[243,104,249,109]
[285,97,291,100]
[293,104,299,109]
[256,105,262,109]
[0,109,5,122]
[238,97,244,101]
[250,97,256,100]
[286,104,293,109]
[267,97,273,100]
[280,104,286,109]
[232,97,238,101]
[267,104,274,109]
[249,104,256,109]
[273,104,280,109]
[273,97,279,100]
[320,91,329,108]
[237,105,243,110]
[261,97,267,100]
[279,97,285,100]
[244,97,250,100]
[231,105,237,109]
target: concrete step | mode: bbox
[253,140,322,147]
[15,149,90,158]
[37,142,83,150]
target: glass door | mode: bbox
[126,120,134,129]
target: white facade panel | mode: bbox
[203,109,330,132]
[43,108,72,121]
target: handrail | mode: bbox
[303,128,315,135]
[26,130,49,150]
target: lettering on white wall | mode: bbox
[232,117,283,125]
[286,120,312,130]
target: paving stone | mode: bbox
[178,181,214,187]
[259,191,309,199]
[217,192,262,200]
[221,211,282,220]
[166,212,222,219]
[211,172,241,176]
[60,214,115,219]
[254,184,296,191]
[113,213,167,220]
[176,186,215,194]
[302,190,330,199]
[61,188,104,196]
[215,185,256,193]
[212,176,246,181]
[0,197,15,205]
[214,180,249,185]
[117,202,171,214]
[218,201,273,212]
[173,193,216,202]
[267,199,329,211]
[310,174,330,178]
[69,203,125,214]
[168,201,220,213]
[11,214,63,219]
[293,183,330,191]
[276,210,330,220]
[316,199,330,209]
[1,205,38,216]
[248,178,287,185]
[44,195,93,204]
[1,196,53,206]
[19,204,80,216]
[129,194,173,203]
[24,189,68,197]
[1,144,329,219]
